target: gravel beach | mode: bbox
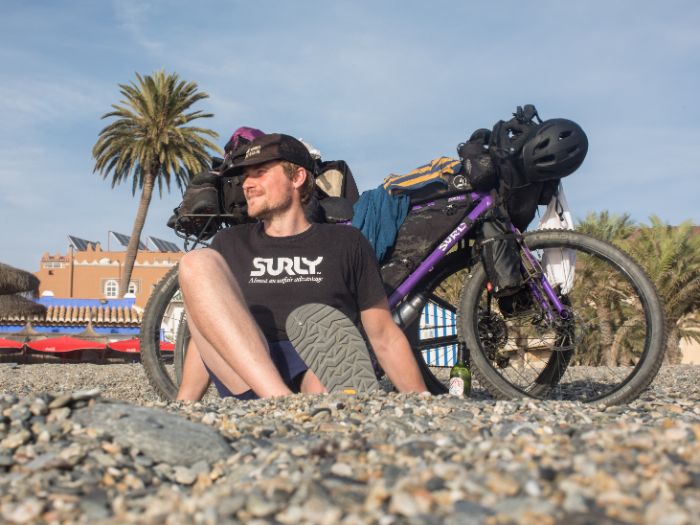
[1,362,698,524]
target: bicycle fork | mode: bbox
[516,235,570,322]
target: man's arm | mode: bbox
[360,299,428,393]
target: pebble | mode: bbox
[0,363,699,523]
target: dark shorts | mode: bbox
[205,340,308,400]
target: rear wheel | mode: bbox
[460,230,666,405]
[140,265,184,400]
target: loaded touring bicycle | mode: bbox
[140,107,666,405]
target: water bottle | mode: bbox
[392,293,427,328]
[448,345,471,396]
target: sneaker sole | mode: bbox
[285,304,379,394]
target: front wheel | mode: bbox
[460,229,666,405]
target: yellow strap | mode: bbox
[383,157,461,190]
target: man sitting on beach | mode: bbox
[176,133,427,401]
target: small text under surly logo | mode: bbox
[249,256,324,284]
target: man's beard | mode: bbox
[247,192,294,221]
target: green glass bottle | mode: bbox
[448,345,472,396]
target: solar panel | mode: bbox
[110,232,146,250]
[68,235,99,252]
[148,236,181,252]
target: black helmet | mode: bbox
[521,118,588,182]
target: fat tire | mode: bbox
[460,229,666,405]
[140,264,181,400]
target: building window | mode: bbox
[104,279,118,298]
[128,281,139,294]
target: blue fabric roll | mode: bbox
[351,186,410,262]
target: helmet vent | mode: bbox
[534,138,550,152]
[536,154,556,165]
[521,118,588,181]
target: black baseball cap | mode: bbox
[230,133,315,174]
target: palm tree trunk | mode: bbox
[610,316,640,366]
[665,324,681,365]
[597,300,615,366]
[120,172,155,297]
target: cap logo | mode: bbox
[245,145,261,159]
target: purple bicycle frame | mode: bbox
[387,190,567,317]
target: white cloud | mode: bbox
[0,75,108,134]
[112,0,164,55]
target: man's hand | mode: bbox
[360,299,428,393]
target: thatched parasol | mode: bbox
[0,295,47,318]
[0,262,40,296]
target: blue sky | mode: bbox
[1,1,698,271]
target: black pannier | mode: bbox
[477,207,524,297]
[474,105,550,296]
[380,195,472,295]
[467,104,587,298]
[166,167,225,239]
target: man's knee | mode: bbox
[179,249,228,288]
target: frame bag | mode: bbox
[380,196,471,295]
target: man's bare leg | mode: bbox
[176,340,211,401]
[178,248,292,398]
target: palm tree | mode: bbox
[623,216,700,364]
[574,212,638,365]
[92,71,220,296]
[576,211,636,242]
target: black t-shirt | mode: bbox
[209,223,387,342]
